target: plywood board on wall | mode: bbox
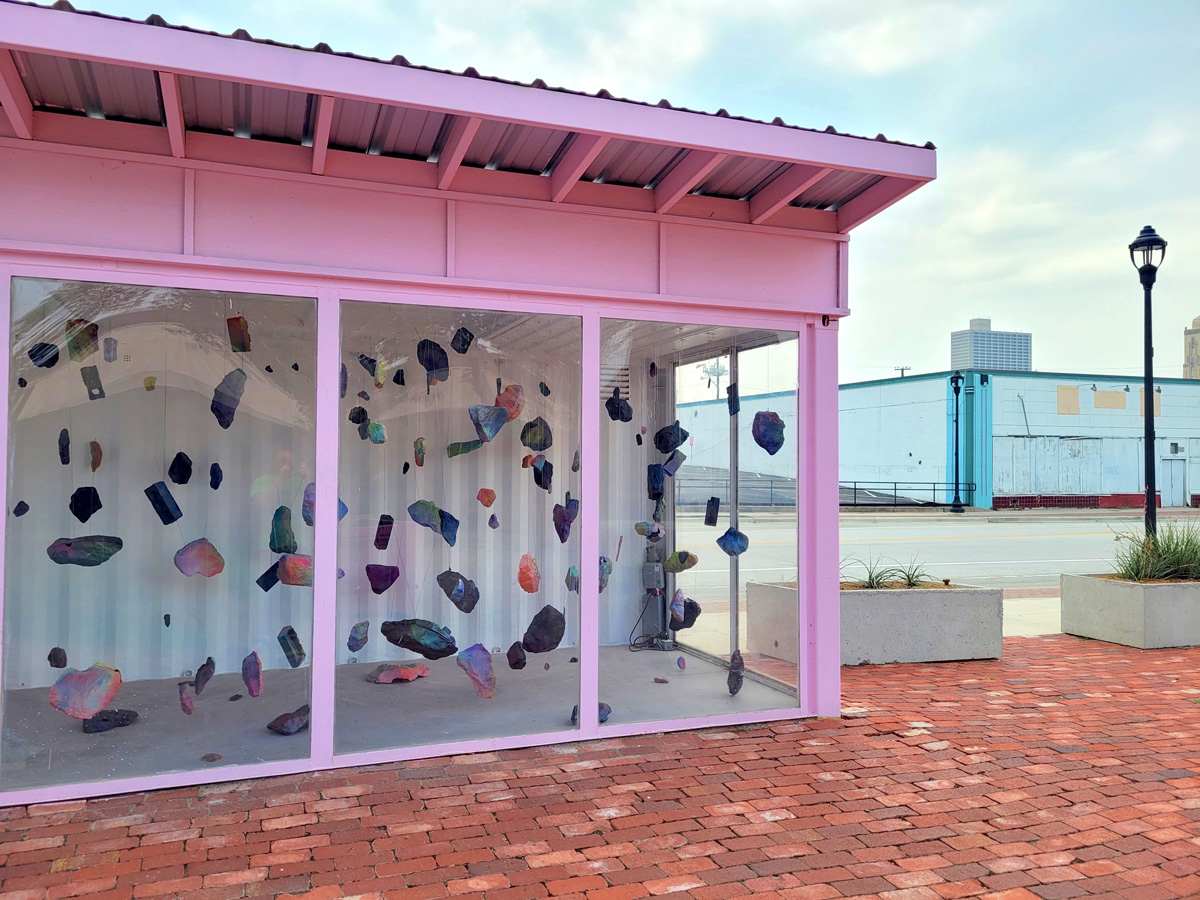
[1057,385,1080,415]
[1094,390,1127,409]
[1140,388,1162,416]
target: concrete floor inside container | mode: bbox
[2,646,796,791]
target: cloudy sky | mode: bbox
[80,0,1198,384]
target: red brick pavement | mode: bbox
[3,634,1200,900]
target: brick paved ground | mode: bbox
[3,634,1200,900]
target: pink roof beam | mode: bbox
[0,1,936,234]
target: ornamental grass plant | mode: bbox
[1112,520,1200,582]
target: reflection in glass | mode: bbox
[3,278,317,790]
[598,320,798,726]
[335,301,581,754]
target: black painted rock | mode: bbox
[553,493,579,543]
[269,506,297,554]
[506,641,527,670]
[381,619,457,659]
[145,481,182,525]
[402,461,410,474]
[654,420,689,454]
[168,451,193,485]
[532,457,553,492]
[358,353,377,377]
[727,649,745,696]
[59,428,70,465]
[29,342,59,368]
[194,656,215,695]
[17,377,26,388]
[278,626,306,668]
[520,417,553,451]
[393,368,405,386]
[80,365,105,400]
[211,368,247,429]
[374,514,394,550]
[47,535,123,567]
[451,326,474,354]
[539,381,551,396]
[522,605,566,654]
[704,496,720,526]
[437,569,480,613]
[292,363,299,371]
[68,487,102,524]
[340,363,348,398]
[752,411,786,456]
[267,704,310,735]
[48,646,67,668]
[210,463,223,490]
[82,708,138,734]
[669,599,702,632]
[365,564,400,594]
[164,614,171,627]
[348,406,368,425]
[13,500,29,517]
[418,339,450,391]
[727,383,740,415]
[570,703,612,726]
[256,560,280,592]
[647,464,665,501]
[605,387,634,423]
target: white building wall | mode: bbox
[839,377,947,487]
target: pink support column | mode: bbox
[578,309,601,738]
[0,268,12,759]
[309,286,340,766]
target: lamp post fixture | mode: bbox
[950,370,964,513]
[1130,225,1167,536]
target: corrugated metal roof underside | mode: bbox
[14,49,161,123]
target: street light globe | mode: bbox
[1129,225,1167,271]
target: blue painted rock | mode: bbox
[469,404,508,442]
[209,462,223,490]
[145,481,182,525]
[663,551,698,574]
[68,486,102,524]
[451,326,474,354]
[488,514,500,529]
[521,605,565,654]
[241,651,263,697]
[716,527,749,557]
[506,642,527,670]
[553,493,579,543]
[520,417,553,451]
[539,381,551,396]
[457,643,496,699]
[365,564,400,594]
[647,464,665,501]
[13,500,29,517]
[211,368,247,429]
[752,411,786,456]
[347,620,369,652]
[381,619,457,659]
[278,626,306,668]
[174,538,225,577]
[653,420,689,454]
[407,500,459,546]
[269,506,297,554]
[437,569,480,614]
[368,421,387,444]
[47,535,123,567]
[669,588,685,622]
[267,704,310,735]
[598,556,613,593]
[49,663,121,719]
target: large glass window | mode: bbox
[334,301,581,754]
[3,278,317,790]
[598,320,798,726]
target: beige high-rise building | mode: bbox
[1186,317,1200,379]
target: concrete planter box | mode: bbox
[1060,573,1200,649]
[746,582,1003,666]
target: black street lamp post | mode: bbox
[1130,225,1168,536]
[950,370,964,513]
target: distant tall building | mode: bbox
[950,318,1031,371]
[1185,317,1200,379]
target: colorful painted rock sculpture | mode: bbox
[521,605,565,653]
[477,488,496,508]
[494,384,525,421]
[174,538,225,577]
[278,626,306,668]
[437,569,480,613]
[669,588,685,622]
[211,368,247,429]
[518,553,541,593]
[716,527,749,557]
[663,551,699,574]
[407,500,459,546]
[269,506,298,554]
[469,404,508,442]
[506,642,527,670]
[520,416,553,451]
[553,493,580,543]
[49,663,121,719]
[241,652,263,697]
[267,704,310,735]
[727,650,745,696]
[347,620,369,652]
[365,564,400,594]
[654,420,689,454]
[457,644,496,699]
[227,316,252,352]
[47,535,123,567]
[68,486,102,524]
[752,411,785,456]
[278,553,313,586]
[381,619,457,659]
[366,663,431,683]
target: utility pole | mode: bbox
[894,366,911,378]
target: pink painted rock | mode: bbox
[179,681,194,715]
[456,643,496,699]
[173,538,225,577]
[494,384,525,421]
[277,554,313,586]
[49,663,121,720]
[366,663,431,684]
[476,488,496,508]
[518,553,540,593]
[242,651,263,697]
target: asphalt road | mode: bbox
[675,512,1131,594]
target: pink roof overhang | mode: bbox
[0,1,936,234]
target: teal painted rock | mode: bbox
[407,500,459,546]
[469,404,508,442]
[381,619,457,660]
[564,565,580,594]
[447,439,483,457]
[716,527,749,557]
[456,643,496,698]
[752,411,785,456]
[269,506,298,554]
[47,535,123,567]
[368,421,387,444]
